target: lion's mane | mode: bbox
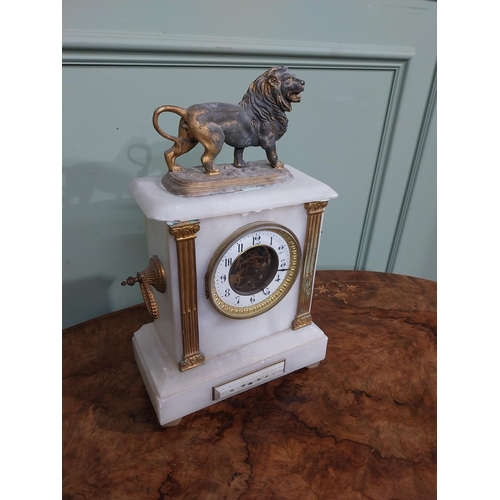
[238,67,291,139]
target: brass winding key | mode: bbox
[121,255,166,319]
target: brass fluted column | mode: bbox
[168,220,206,372]
[292,201,329,330]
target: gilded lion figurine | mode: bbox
[152,66,305,174]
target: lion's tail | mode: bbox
[152,105,188,144]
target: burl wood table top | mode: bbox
[62,270,436,500]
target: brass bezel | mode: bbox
[206,222,301,319]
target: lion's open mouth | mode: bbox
[289,91,302,102]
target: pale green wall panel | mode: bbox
[392,103,437,281]
[292,68,395,270]
[62,65,394,326]
[62,0,434,50]
[359,53,437,271]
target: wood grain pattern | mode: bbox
[62,270,436,500]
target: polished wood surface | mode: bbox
[63,270,436,500]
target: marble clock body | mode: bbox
[129,165,337,426]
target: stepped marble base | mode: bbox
[133,321,327,426]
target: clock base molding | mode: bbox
[133,321,328,426]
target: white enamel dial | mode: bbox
[206,222,301,319]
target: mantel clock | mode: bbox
[122,67,337,426]
[123,166,337,426]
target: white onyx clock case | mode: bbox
[125,165,337,426]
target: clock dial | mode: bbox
[206,222,301,319]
